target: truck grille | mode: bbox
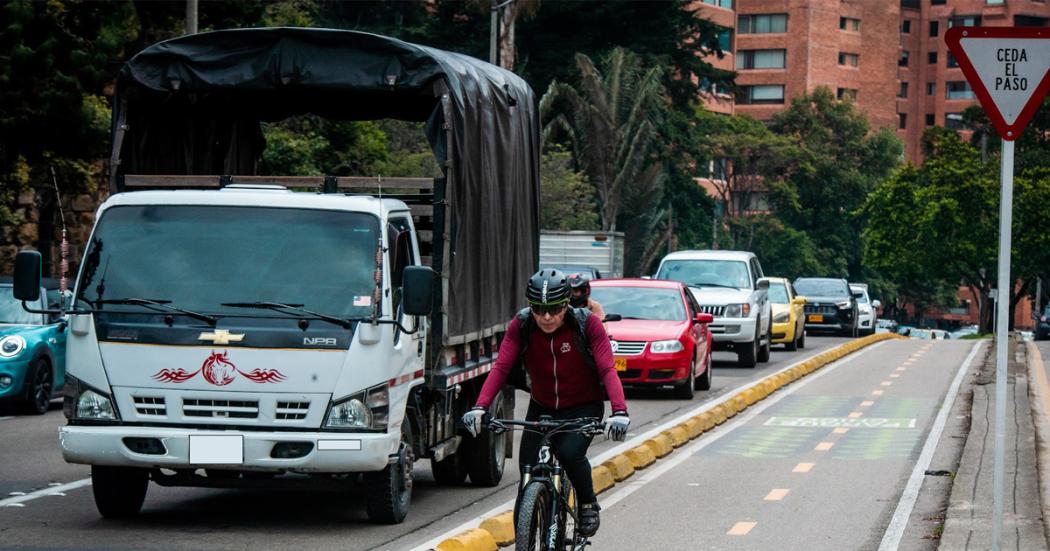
[698,305,725,316]
[610,340,646,356]
[275,401,311,421]
[183,399,259,419]
[133,396,166,416]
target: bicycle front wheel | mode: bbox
[515,481,553,551]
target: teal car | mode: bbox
[0,277,68,414]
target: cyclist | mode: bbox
[464,269,630,538]
[568,272,606,321]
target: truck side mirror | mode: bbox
[757,279,770,290]
[14,250,42,302]
[402,266,435,316]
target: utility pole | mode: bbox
[489,0,498,65]
[186,0,198,35]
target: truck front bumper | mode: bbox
[708,316,758,344]
[59,425,399,473]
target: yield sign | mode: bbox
[945,27,1050,140]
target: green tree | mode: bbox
[539,147,599,231]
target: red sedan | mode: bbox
[589,279,714,399]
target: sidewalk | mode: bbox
[939,337,1047,550]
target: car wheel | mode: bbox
[798,328,806,349]
[695,351,712,391]
[785,328,798,351]
[674,357,695,399]
[21,358,52,415]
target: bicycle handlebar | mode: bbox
[484,417,604,437]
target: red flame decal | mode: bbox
[151,351,285,385]
[152,368,201,383]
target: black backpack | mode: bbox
[506,307,598,392]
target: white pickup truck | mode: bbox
[654,250,772,367]
[13,27,540,524]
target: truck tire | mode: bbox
[757,319,771,363]
[432,442,469,486]
[91,466,149,518]
[468,393,506,487]
[738,332,758,368]
[365,422,414,524]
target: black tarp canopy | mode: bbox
[110,27,540,345]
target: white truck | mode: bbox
[654,250,772,368]
[539,230,625,278]
[13,28,539,523]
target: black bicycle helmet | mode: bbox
[567,273,591,308]
[526,269,571,305]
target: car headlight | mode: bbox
[836,301,852,309]
[77,389,117,421]
[0,335,26,358]
[859,306,872,314]
[324,383,389,431]
[773,312,790,323]
[724,303,751,317]
[650,339,684,354]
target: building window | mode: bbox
[949,15,981,27]
[899,113,907,129]
[1015,15,1049,26]
[927,82,936,96]
[837,88,858,101]
[945,112,968,130]
[926,114,935,126]
[929,21,939,37]
[840,17,860,31]
[737,85,785,105]
[717,27,733,51]
[987,0,1005,4]
[899,82,909,98]
[738,14,788,34]
[947,51,958,68]
[928,51,938,64]
[899,51,910,67]
[901,20,912,33]
[839,52,860,67]
[946,81,975,100]
[703,0,733,7]
[931,0,946,5]
[737,49,786,69]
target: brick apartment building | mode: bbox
[693,0,1050,163]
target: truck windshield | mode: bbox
[657,260,751,289]
[77,205,380,319]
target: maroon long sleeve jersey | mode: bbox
[475,313,628,414]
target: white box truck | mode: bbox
[13,28,539,524]
[538,230,625,278]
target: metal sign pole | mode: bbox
[992,138,1015,551]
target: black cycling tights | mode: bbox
[519,400,604,504]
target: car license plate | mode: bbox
[189,435,243,465]
[614,357,628,371]
[808,314,824,323]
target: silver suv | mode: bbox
[655,250,772,368]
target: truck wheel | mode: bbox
[738,332,758,368]
[432,442,469,486]
[91,466,149,518]
[365,422,414,524]
[757,321,771,363]
[468,394,507,487]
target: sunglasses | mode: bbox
[530,302,568,316]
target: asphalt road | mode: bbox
[594,338,976,550]
[0,336,847,551]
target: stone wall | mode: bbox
[0,187,109,279]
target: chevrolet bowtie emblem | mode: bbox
[198,330,245,346]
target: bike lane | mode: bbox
[594,339,979,550]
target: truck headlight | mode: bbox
[773,312,790,323]
[77,389,117,421]
[650,339,684,353]
[0,335,26,358]
[324,383,389,431]
[724,304,751,317]
[837,301,852,309]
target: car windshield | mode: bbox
[76,205,381,318]
[795,279,848,298]
[657,259,751,289]
[589,286,686,321]
[0,286,41,325]
[768,282,790,304]
[851,288,869,303]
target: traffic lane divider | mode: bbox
[431,332,904,550]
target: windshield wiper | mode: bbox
[691,282,740,289]
[96,298,218,325]
[221,302,355,329]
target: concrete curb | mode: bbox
[432,332,905,550]
[1025,341,1050,549]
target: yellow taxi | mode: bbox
[760,277,806,351]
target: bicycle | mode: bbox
[485,416,605,551]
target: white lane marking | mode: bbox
[0,479,91,508]
[593,342,890,512]
[878,340,983,551]
[408,343,882,551]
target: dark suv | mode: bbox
[794,278,859,337]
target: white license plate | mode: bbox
[189,435,243,465]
